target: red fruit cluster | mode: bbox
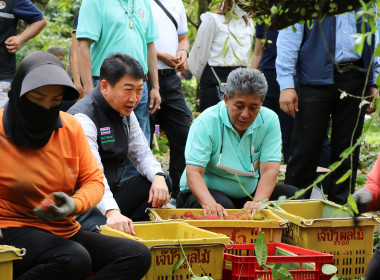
[169,210,265,221]
[40,194,57,212]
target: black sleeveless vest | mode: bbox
[0,0,17,79]
[68,87,130,191]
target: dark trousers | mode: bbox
[150,73,190,198]
[262,69,294,163]
[77,173,172,231]
[365,245,380,279]
[285,69,368,205]
[2,227,151,280]
[176,183,301,209]
[199,64,242,112]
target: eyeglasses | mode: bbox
[216,124,256,177]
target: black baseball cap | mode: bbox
[20,64,79,101]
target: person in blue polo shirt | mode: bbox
[0,0,47,108]
[176,68,300,218]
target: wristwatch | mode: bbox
[155,172,167,179]
[181,49,189,58]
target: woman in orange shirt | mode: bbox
[0,52,151,280]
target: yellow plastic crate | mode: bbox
[99,221,230,280]
[269,200,380,280]
[147,208,288,244]
[0,245,25,280]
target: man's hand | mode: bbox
[5,36,24,54]
[160,53,179,69]
[352,188,372,215]
[175,50,187,72]
[367,87,378,115]
[105,209,135,235]
[202,201,228,219]
[243,201,263,215]
[149,175,170,207]
[34,192,76,222]
[279,88,298,117]
[149,88,162,114]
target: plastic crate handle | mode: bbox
[149,242,233,250]
[0,248,26,257]
[270,209,292,227]
[145,208,160,221]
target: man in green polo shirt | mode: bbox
[177,68,300,218]
[76,0,160,147]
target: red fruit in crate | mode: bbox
[183,211,193,218]
[239,215,252,220]
[192,214,203,220]
[170,214,180,220]
[40,194,56,212]
[224,216,237,220]
[233,212,245,218]
[203,215,220,220]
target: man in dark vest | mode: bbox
[68,53,170,232]
[276,10,379,205]
[0,0,46,108]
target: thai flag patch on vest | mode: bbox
[100,127,111,135]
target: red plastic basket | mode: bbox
[223,243,334,280]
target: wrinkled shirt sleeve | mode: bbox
[188,13,217,81]
[275,24,304,91]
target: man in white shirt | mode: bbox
[68,53,170,232]
[149,0,190,205]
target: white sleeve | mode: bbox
[188,12,217,81]
[74,113,119,215]
[127,112,162,182]
[177,0,188,35]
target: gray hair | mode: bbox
[225,68,268,101]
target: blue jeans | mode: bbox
[122,82,150,179]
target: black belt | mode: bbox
[158,69,176,76]
[335,61,361,73]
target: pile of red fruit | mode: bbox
[39,194,58,213]
[169,210,265,221]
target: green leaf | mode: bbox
[291,25,297,33]
[171,255,186,276]
[232,14,239,20]
[225,10,232,20]
[270,5,278,14]
[346,206,354,216]
[314,174,325,185]
[254,232,267,266]
[329,3,337,9]
[328,161,339,170]
[375,43,380,57]
[347,194,359,214]
[231,47,241,62]
[222,37,229,57]
[294,189,306,198]
[336,170,352,184]
[314,4,320,11]
[339,146,355,159]
[354,36,365,55]
[322,264,338,275]
[334,204,346,215]
[270,265,292,280]
[230,31,243,47]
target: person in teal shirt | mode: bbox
[177,68,300,218]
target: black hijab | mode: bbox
[3,51,79,149]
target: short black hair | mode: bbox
[99,53,144,87]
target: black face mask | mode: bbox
[11,96,62,149]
